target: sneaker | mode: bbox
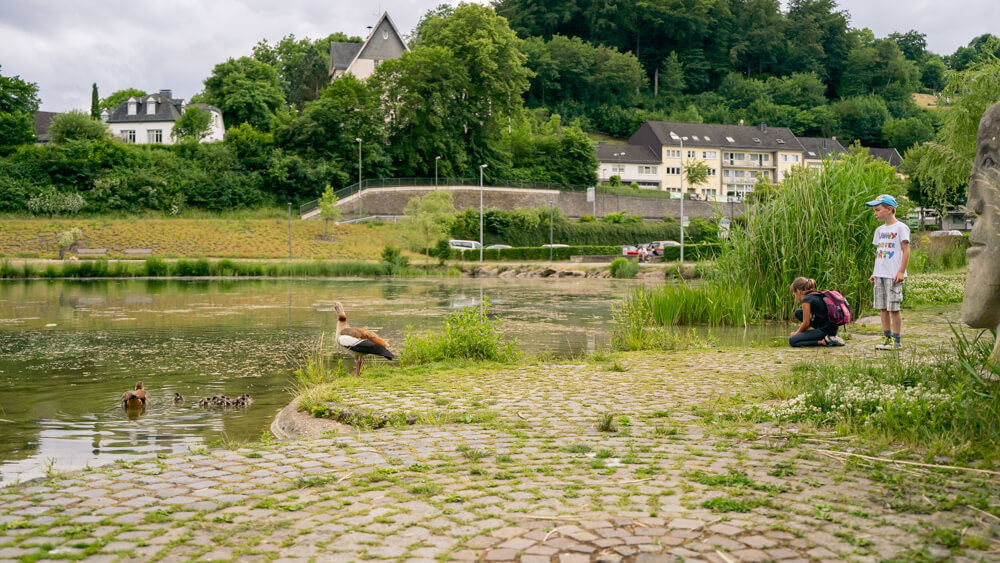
[875,340,901,351]
[826,335,845,347]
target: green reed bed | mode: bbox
[0,258,425,279]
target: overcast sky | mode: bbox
[2,0,997,112]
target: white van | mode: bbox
[448,240,482,252]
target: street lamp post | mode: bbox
[355,138,363,218]
[287,202,292,259]
[675,135,689,264]
[479,164,488,262]
[435,156,441,188]
[549,199,554,261]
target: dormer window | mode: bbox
[146,99,157,115]
[127,98,138,116]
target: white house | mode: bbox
[101,90,225,145]
[329,12,408,81]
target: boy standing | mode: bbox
[866,194,910,350]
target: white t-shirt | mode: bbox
[872,221,910,279]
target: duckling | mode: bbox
[173,392,184,405]
[121,382,150,409]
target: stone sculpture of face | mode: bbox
[962,101,1000,339]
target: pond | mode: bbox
[0,277,789,484]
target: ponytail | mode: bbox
[790,277,817,293]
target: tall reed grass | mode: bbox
[714,152,896,320]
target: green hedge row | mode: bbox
[450,243,722,261]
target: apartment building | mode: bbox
[596,121,831,199]
[799,137,848,168]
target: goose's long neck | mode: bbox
[335,306,348,339]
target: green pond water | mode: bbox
[0,278,789,484]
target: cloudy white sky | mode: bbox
[1,0,997,112]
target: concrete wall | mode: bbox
[335,186,744,220]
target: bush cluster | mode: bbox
[401,299,521,365]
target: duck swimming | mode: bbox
[121,382,150,409]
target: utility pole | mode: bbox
[287,202,292,259]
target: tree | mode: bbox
[881,116,934,151]
[659,52,685,98]
[317,184,342,237]
[90,83,99,118]
[402,190,456,257]
[415,3,532,176]
[253,33,360,110]
[200,57,285,130]
[374,46,471,177]
[172,106,213,141]
[920,55,948,92]
[903,59,1000,217]
[684,160,711,192]
[100,88,146,111]
[830,95,890,145]
[766,72,827,108]
[888,30,927,61]
[0,66,40,147]
[49,110,109,143]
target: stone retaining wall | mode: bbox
[337,186,743,220]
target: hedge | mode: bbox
[449,243,721,261]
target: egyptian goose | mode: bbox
[334,302,394,376]
[173,392,184,404]
[121,382,151,409]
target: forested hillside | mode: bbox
[1,1,997,215]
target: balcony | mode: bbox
[723,159,775,168]
[723,176,760,185]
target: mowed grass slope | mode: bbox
[0,219,398,260]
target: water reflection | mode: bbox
[0,277,788,484]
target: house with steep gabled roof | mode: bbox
[798,137,848,168]
[100,90,224,145]
[329,12,408,81]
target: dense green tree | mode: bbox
[49,111,110,143]
[765,72,827,108]
[0,66,40,147]
[659,51,685,98]
[919,54,949,92]
[172,106,213,141]
[947,34,1000,71]
[888,30,927,61]
[830,95,889,145]
[275,74,388,190]
[402,190,456,257]
[783,0,853,90]
[415,3,532,177]
[881,115,934,151]
[375,47,470,177]
[90,83,99,118]
[718,72,768,107]
[100,88,146,111]
[200,57,285,130]
[253,32,360,110]
[225,122,273,171]
[838,39,919,98]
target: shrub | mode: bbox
[609,257,639,278]
[143,257,169,277]
[380,245,409,275]
[401,298,521,365]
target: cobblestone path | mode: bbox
[2,324,997,562]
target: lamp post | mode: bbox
[674,135,689,264]
[287,202,292,260]
[355,138,363,218]
[435,156,441,188]
[549,198,554,261]
[479,164,488,262]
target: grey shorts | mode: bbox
[873,277,903,311]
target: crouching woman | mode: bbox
[789,277,845,347]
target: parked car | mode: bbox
[621,245,640,256]
[928,230,963,237]
[448,239,481,252]
[485,244,512,250]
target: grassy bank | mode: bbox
[0,218,396,260]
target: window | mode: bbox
[791,154,800,163]
[665,149,680,158]
[704,136,711,141]
[725,136,735,143]
[752,137,761,143]
[707,168,717,176]
[776,138,785,144]
[665,167,681,175]
[702,151,717,159]
[667,187,681,194]
[724,152,745,162]
[147,129,162,144]
[704,188,717,195]
[781,154,788,162]
[120,130,136,143]
[612,165,625,174]
[692,135,700,141]
[687,150,696,158]
[639,165,657,174]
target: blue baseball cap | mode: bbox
[865,194,897,208]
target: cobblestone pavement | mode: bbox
[2,320,998,562]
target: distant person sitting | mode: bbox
[638,246,648,263]
[789,277,846,347]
